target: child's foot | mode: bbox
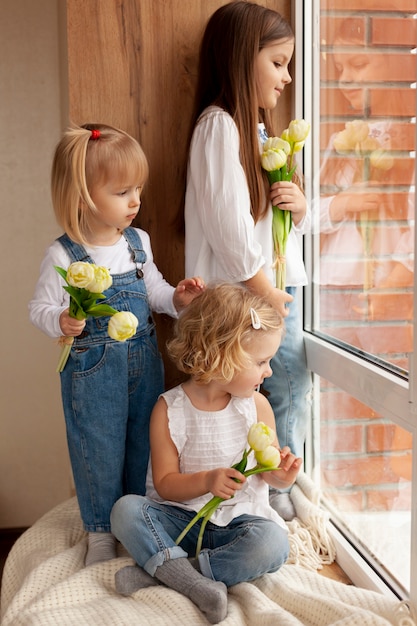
[85,532,117,566]
[154,558,228,624]
[115,565,159,595]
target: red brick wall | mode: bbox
[316,2,415,512]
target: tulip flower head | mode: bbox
[333,120,393,167]
[247,421,275,451]
[108,311,139,341]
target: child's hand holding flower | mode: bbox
[263,445,302,490]
[175,421,286,557]
[205,466,246,500]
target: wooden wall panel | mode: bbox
[67,0,292,386]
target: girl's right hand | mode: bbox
[59,309,86,337]
[268,287,293,318]
[244,270,293,318]
[206,467,246,499]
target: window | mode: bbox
[299,0,416,608]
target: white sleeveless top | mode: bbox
[145,384,287,530]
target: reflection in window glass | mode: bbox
[313,4,415,373]
[318,377,412,593]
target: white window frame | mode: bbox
[295,0,417,609]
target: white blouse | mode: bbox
[185,105,309,287]
[29,228,177,338]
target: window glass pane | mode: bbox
[317,377,412,593]
[313,3,415,374]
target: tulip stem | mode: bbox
[56,337,74,373]
[175,464,281,553]
[175,496,223,547]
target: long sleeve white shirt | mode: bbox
[29,228,177,339]
[185,106,309,287]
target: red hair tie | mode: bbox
[90,129,100,140]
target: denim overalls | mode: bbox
[59,227,164,532]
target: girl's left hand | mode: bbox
[270,181,306,225]
[267,446,302,489]
[173,276,205,311]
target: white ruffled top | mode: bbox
[145,384,287,530]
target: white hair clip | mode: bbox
[250,307,261,330]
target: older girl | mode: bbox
[184,1,311,520]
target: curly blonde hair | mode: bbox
[51,122,149,245]
[167,283,284,384]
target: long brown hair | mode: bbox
[186,1,294,223]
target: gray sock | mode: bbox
[269,491,296,521]
[115,565,159,595]
[154,557,227,624]
[85,532,117,567]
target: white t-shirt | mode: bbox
[29,228,177,338]
[184,106,309,287]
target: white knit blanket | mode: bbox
[0,496,414,626]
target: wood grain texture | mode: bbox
[66,0,292,386]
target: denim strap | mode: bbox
[57,233,94,264]
[122,227,147,278]
[57,228,147,276]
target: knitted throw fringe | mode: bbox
[286,473,336,571]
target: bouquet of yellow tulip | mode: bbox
[261,119,310,290]
[55,261,139,373]
[175,422,281,557]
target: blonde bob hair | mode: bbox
[167,283,284,384]
[51,122,149,245]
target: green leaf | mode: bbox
[232,448,249,474]
[266,169,283,185]
[63,287,89,310]
[54,266,68,282]
[85,304,119,317]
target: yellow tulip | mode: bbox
[108,311,139,341]
[255,445,281,468]
[370,149,394,171]
[261,148,288,172]
[345,120,370,144]
[66,262,95,289]
[286,119,311,143]
[247,422,275,452]
[263,136,291,155]
[87,265,113,293]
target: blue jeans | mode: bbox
[262,287,311,459]
[110,495,290,587]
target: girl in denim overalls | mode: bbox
[29,123,204,566]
